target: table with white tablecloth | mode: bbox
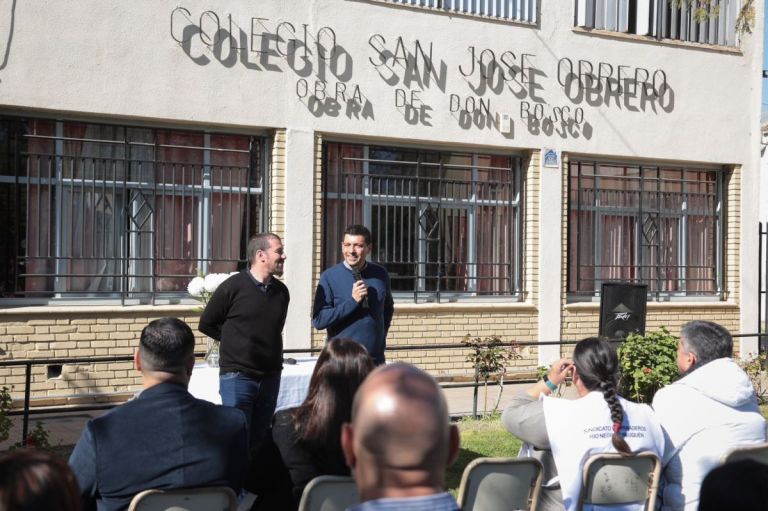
[187,357,317,411]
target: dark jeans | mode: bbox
[219,371,281,457]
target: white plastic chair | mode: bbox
[127,486,237,511]
[298,475,359,511]
[458,457,544,511]
[576,451,661,511]
[721,442,768,465]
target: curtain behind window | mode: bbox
[20,121,255,297]
[569,162,719,296]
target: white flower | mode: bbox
[204,273,233,293]
[187,276,205,297]
[203,274,220,293]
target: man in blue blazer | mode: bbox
[69,317,248,511]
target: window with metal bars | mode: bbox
[568,160,725,300]
[0,116,268,303]
[574,0,741,47]
[372,0,538,23]
[322,142,524,302]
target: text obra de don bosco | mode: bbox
[170,8,672,130]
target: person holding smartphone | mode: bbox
[502,338,665,511]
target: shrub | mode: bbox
[12,421,53,451]
[0,386,54,451]
[617,327,679,403]
[738,352,768,405]
[463,335,521,416]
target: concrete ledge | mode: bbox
[9,391,135,410]
[565,301,739,311]
[394,302,537,313]
[571,27,742,55]
[0,305,201,316]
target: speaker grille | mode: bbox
[599,283,648,339]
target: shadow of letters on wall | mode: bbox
[0,0,17,81]
[169,6,676,138]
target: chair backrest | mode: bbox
[298,475,359,511]
[577,451,661,511]
[127,486,237,511]
[457,457,544,511]
[722,442,768,465]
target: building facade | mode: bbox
[0,0,763,400]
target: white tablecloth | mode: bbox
[188,357,317,412]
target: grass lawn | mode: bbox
[447,414,521,495]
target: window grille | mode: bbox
[322,142,524,302]
[568,160,725,299]
[0,117,267,303]
[379,0,537,23]
[575,0,740,47]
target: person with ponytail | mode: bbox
[503,337,665,511]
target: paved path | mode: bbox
[1,409,107,451]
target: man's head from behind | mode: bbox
[677,320,733,374]
[136,317,195,383]
[341,363,459,501]
[699,459,768,511]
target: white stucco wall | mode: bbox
[0,0,763,348]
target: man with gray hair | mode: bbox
[69,317,248,511]
[653,320,766,511]
[341,363,460,510]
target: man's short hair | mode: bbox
[246,233,280,265]
[344,225,372,246]
[680,320,733,366]
[700,459,768,510]
[139,318,195,374]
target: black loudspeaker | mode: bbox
[599,282,648,339]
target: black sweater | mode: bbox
[272,408,350,508]
[199,271,290,378]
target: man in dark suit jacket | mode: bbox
[69,317,248,511]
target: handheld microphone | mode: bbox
[351,268,369,309]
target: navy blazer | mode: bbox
[69,382,248,511]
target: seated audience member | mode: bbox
[652,321,766,511]
[272,338,374,508]
[341,362,461,511]
[503,337,665,511]
[69,317,248,511]
[698,459,768,511]
[0,449,80,511]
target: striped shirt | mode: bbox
[346,492,460,511]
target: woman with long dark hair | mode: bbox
[503,337,665,511]
[272,338,374,508]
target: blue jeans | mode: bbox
[219,371,281,457]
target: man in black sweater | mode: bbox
[199,232,289,469]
